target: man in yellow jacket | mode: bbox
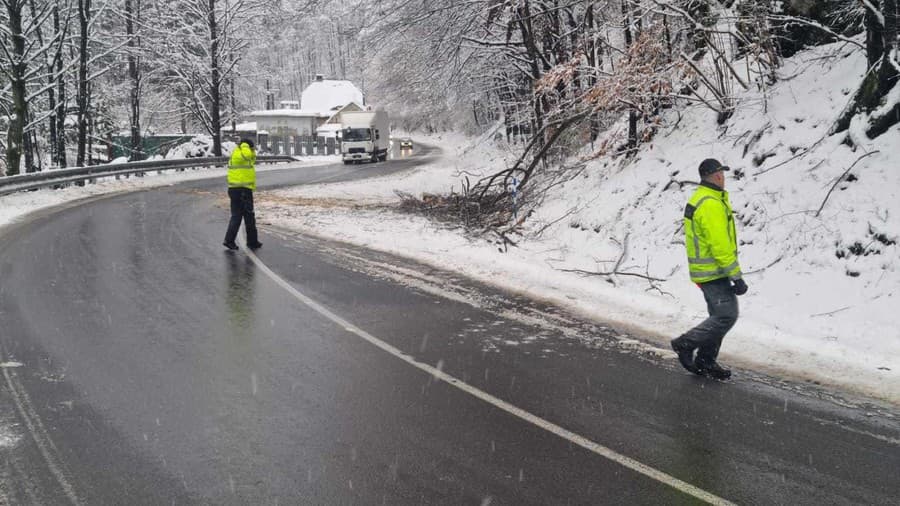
[671,159,748,379]
[223,138,262,250]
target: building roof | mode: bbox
[324,102,365,124]
[301,80,364,115]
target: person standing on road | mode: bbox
[670,158,747,380]
[223,139,263,251]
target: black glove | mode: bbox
[732,278,748,296]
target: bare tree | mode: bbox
[125,0,141,159]
[75,0,89,165]
[147,0,261,156]
[1,0,55,175]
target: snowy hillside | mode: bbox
[260,41,900,404]
[533,41,900,391]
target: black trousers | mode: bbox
[678,277,739,363]
[224,188,258,246]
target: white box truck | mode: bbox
[340,110,390,164]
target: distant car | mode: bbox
[399,138,413,149]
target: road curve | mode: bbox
[0,145,898,505]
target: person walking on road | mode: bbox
[671,158,747,380]
[223,139,263,251]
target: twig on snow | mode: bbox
[743,255,784,275]
[556,267,668,282]
[531,206,579,239]
[754,132,829,176]
[810,306,852,318]
[643,259,674,298]
[815,151,880,217]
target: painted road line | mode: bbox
[1,366,81,505]
[244,246,736,506]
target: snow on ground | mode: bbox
[258,41,900,405]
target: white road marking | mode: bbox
[2,366,81,505]
[244,246,736,505]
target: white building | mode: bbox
[243,76,365,138]
[245,100,319,137]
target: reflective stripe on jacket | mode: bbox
[684,181,741,283]
[227,142,256,190]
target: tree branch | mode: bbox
[816,150,880,217]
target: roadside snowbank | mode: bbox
[259,42,899,404]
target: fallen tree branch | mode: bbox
[810,306,851,318]
[754,132,828,176]
[531,206,579,238]
[815,150,879,217]
[743,254,784,275]
[643,259,674,298]
[611,234,629,273]
[555,267,667,283]
[476,110,592,201]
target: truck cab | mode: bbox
[340,110,390,164]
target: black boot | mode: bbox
[670,338,699,374]
[696,359,732,380]
[223,241,238,250]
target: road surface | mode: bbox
[0,145,897,505]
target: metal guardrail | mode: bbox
[0,155,295,197]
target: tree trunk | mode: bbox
[517,0,544,145]
[209,0,222,156]
[48,76,58,167]
[87,82,94,164]
[28,0,50,171]
[867,0,900,138]
[23,115,36,172]
[76,0,91,167]
[878,0,898,96]
[126,0,142,160]
[54,5,67,168]
[834,0,900,137]
[5,0,27,176]
[622,0,638,152]
[231,78,237,133]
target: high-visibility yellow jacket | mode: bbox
[227,142,256,191]
[683,182,742,283]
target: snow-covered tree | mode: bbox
[833,0,899,141]
[0,0,57,175]
[146,0,262,156]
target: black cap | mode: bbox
[240,138,255,149]
[698,158,729,177]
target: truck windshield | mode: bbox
[343,128,371,141]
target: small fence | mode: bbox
[257,135,339,156]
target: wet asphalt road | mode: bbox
[0,146,898,505]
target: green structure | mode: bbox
[110,135,195,160]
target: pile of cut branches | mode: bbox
[395,186,517,231]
